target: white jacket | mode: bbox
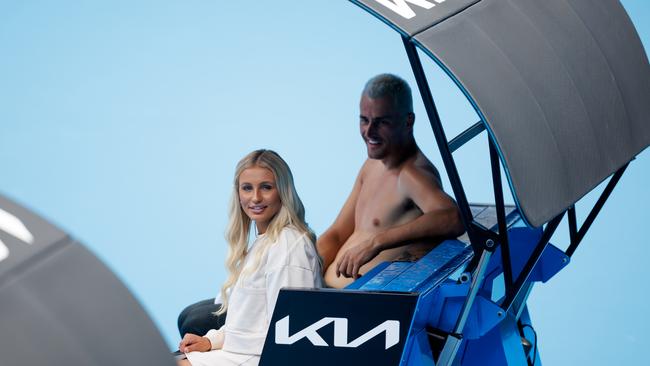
[205,226,322,355]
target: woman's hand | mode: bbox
[179,333,211,353]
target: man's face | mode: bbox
[359,95,413,160]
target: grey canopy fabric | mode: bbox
[0,194,176,366]
[351,0,650,227]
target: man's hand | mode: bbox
[179,333,211,353]
[336,238,380,279]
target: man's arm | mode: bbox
[374,166,464,247]
[316,164,364,272]
[336,165,464,278]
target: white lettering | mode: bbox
[0,208,34,244]
[0,240,8,262]
[374,0,445,20]
[275,316,331,346]
[343,320,400,349]
[275,316,400,350]
[0,208,34,263]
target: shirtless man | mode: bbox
[318,74,465,288]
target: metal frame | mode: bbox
[402,36,500,259]
[489,137,513,292]
[565,163,629,258]
[400,33,631,364]
[501,213,564,310]
[449,121,485,153]
[437,249,493,366]
[402,36,479,249]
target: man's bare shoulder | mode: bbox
[360,158,387,181]
[399,151,442,189]
[358,158,375,178]
[361,158,382,170]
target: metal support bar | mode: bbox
[568,205,577,244]
[489,137,513,292]
[436,335,462,366]
[502,213,564,311]
[469,221,500,243]
[449,121,485,152]
[437,249,494,366]
[566,163,628,258]
[512,281,535,321]
[454,249,493,332]
[401,36,480,251]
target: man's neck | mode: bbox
[381,140,418,169]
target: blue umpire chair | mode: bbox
[1,1,649,365]
[259,0,650,364]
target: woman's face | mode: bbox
[238,166,281,234]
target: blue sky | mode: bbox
[1,1,648,364]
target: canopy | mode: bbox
[0,194,175,366]
[351,0,650,227]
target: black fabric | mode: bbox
[178,298,226,337]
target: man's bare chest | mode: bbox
[355,175,416,230]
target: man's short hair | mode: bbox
[362,73,413,114]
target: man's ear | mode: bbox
[406,112,415,128]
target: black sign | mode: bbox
[260,288,419,366]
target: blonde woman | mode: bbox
[178,149,322,366]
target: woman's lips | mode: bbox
[249,205,267,214]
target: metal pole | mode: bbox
[449,121,485,152]
[566,163,628,258]
[489,137,513,291]
[502,213,564,310]
[437,249,493,366]
[568,205,577,244]
[401,36,479,249]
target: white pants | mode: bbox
[186,350,258,366]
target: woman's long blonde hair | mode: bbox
[216,149,316,315]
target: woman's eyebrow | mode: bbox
[239,181,274,186]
